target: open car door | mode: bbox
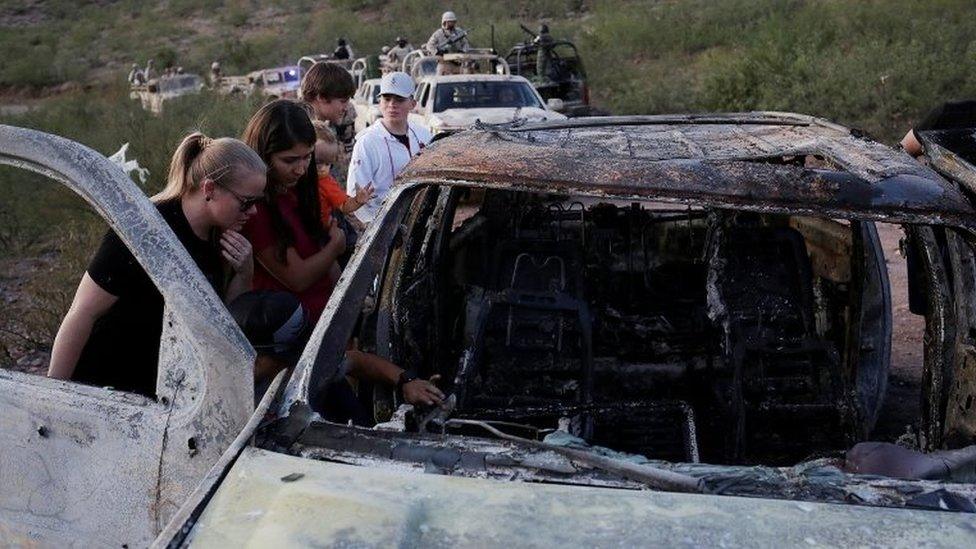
[0,126,254,546]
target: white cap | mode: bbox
[379,71,415,98]
[442,11,457,23]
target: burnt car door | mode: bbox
[0,126,254,546]
[915,128,976,450]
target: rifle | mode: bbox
[436,28,470,55]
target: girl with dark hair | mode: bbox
[49,133,267,396]
[242,99,346,324]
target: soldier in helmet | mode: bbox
[387,36,414,68]
[426,11,470,55]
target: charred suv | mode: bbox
[2,115,976,547]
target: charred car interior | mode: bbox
[267,115,976,514]
[370,190,889,467]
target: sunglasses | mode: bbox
[217,181,263,212]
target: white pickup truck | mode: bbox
[409,74,567,135]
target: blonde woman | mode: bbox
[48,133,267,396]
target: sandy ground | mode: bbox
[874,223,924,441]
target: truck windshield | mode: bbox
[433,81,543,112]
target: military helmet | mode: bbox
[441,11,457,23]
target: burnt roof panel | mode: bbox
[401,113,976,227]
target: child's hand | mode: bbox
[355,183,375,205]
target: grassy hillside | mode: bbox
[1,0,975,364]
[2,0,975,139]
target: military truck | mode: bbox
[505,26,595,116]
[129,73,205,114]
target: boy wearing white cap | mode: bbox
[346,71,432,223]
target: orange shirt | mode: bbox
[318,173,349,223]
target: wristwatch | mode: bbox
[396,370,418,398]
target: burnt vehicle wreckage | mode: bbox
[2,114,976,545]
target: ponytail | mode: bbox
[153,132,265,202]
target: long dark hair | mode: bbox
[242,100,324,261]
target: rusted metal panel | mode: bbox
[402,115,976,228]
[0,125,254,545]
[186,447,976,547]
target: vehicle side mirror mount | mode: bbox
[547,98,565,111]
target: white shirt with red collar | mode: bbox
[346,120,432,223]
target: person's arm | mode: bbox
[426,31,441,54]
[340,183,375,214]
[345,350,445,407]
[254,220,346,293]
[48,274,118,380]
[901,129,924,157]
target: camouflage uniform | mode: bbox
[426,27,469,55]
[387,44,414,67]
[534,28,555,83]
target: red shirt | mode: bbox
[318,173,349,223]
[243,190,335,323]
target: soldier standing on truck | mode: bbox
[210,61,222,87]
[387,36,414,68]
[534,24,555,83]
[427,11,471,75]
[127,63,144,85]
[334,37,354,60]
[426,11,470,54]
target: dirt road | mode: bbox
[874,222,924,441]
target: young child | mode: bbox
[313,120,373,225]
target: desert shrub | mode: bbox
[0,87,264,370]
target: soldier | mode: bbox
[534,24,555,83]
[210,61,222,87]
[334,37,354,60]
[387,36,414,68]
[127,63,144,85]
[426,11,470,55]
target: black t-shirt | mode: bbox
[391,132,410,150]
[72,199,224,397]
